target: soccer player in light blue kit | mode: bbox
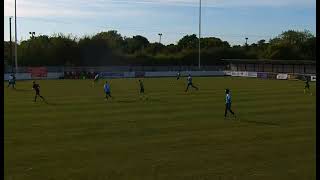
[104,81,112,100]
[224,89,236,119]
[7,74,16,89]
[185,74,199,92]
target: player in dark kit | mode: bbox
[139,79,147,100]
[176,71,181,80]
[32,81,46,102]
[139,79,144,93]
[185,74,199,92]
[224,89,236,119]
[304,77,312,95]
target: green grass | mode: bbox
[4,77,316,180]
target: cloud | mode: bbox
[103,0,315,7]
[4,0,315,18]
[4,0,147,18]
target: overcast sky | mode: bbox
[4,0,316,45]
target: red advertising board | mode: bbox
[27,67,48,78]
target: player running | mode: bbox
[304,77,312,95]
[224,89,236,119]
[7,74,16,89]
[32,81,46,102]
[185,74,199,92]
[139,79,147,100]
[176,71,181,80]
[104,81,112,100]
[92,73,100,87]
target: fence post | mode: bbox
[293,65,295,74]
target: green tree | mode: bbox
[300,37,316,60]
[201,37,230,49]
[78,36,114,65]
[3,29,315,67]
[93,30,124,51]
[264,30,315,60]
[18,35,51,66]
[48,34,79,66]
[145,43,166,55]
[278,30,313,47]
[177,34,198,50]
[163,44,179,54]
[124,35,149,54]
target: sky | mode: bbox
[4,0,316,45]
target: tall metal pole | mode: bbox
[198,0,201,70]
[158,33,162,44]
[9,17,13,73]
[14,0,18,73]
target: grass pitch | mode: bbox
[4,77,316,180]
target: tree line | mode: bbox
[3,29,316,67]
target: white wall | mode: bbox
[144,71,225,77]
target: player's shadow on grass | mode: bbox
[116,98,161,103]
[45,102,56,106]
[42,100,58,106]
[116,99,137,103]
[241,120,279,126]
[13,88,33,92]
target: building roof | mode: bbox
[221,59,316,65]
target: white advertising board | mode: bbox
[4,73,32,80]
[247,72,258,78]
[145,71,225,77]
[231,71,248,77]
[123,72,136,78]
[276,74,288,80]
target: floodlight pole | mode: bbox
[14,0,18,73]
[29,32,35,38]
[198,0,201,70]
[9,17,13,73]
[158,33,162,44]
